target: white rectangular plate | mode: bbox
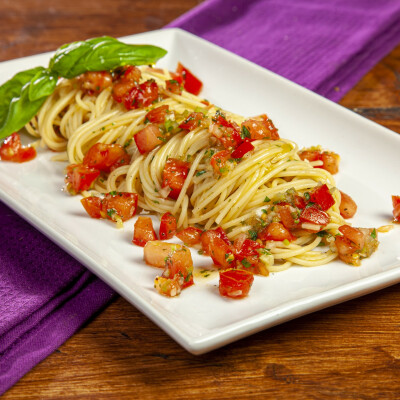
[1,28,400,354]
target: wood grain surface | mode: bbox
[2,1,400,399]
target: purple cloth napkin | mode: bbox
[2,0,400,395]
[167,0,400,102]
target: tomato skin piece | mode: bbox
[219,269,254,299]
[393,195,400,222]
[339,191,357,219]
[258,222,295,242]
[134,124,163,154]
[310,184,335,211]
[161,158,191,200]
[81,196,102,218]
[83,143,130,172]
[231,140,254,159]
[210,150,231,175]
[124,79,159,110]
[145,105,169,124]
[179,112,205,131]
[241,116,279,141]
[176,227,203,246]
[0,133,36,163]
[65,163,100,195]
[176,62,203,95]
[159,212,177,240]
[101,192,138,222]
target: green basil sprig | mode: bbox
[0,36,167,140]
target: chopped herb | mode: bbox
[241,125,251,139]
[109,191,117,196]
[196,170,206,177]
[185,271,192,282]
[107,208,116,217]
[258,248,271,255]
[264,196,271,202]
[248,229,258,241]
[283,239,290,246]
[241,259,252,268]
[371,228,377,239]
[317,230,328,237]
[304,192,310,201]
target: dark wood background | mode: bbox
[2,1,400,399]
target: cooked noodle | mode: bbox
[26,66,346,271]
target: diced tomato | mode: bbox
[175,63,203,95]
[145,105,169,124]
[65,163,100,195]
[163,246,194,288]
[299,149,340,175]
[159,212,177,240]
[231,141,254,159]
[145,241,193,294]
[101,192,138,222]
[321,152,340,175]
[338,225,365,250]
[165,79,182,95]
[81,196,102,219]
[79,71,112,95]
[161,158,191,200]
[210,113,242,149]
[334,235,360,265]
[83,143,130,172]
[310,184,335,211]
[176,227,203,246]
[0,133,36,163]
[124,79,159,110]
[339,191,357,219]
[278,204,298,230]
[117,65,142,83]
[214,227,232,246]
[258,222,295,242]
[392,195,400,222]
[210,150,231,175]
[134,124,163,154]
[233,235,263,261]
[241,115,279,141]
[219,269,254,299]
[300,206,330,227]
[201,229,235,268]
[294,195,306,209]
[179,112,205,131]
[132,216,157,247]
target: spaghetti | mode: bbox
[24,64,377,272]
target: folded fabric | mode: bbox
[2,0,400,395]
[0,201,115,394]
[167,0,400,102]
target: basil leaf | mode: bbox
[49,36,167,79]
[0,67,54,140]
[29,69,58,101]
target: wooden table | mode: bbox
[2,1,400,399]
